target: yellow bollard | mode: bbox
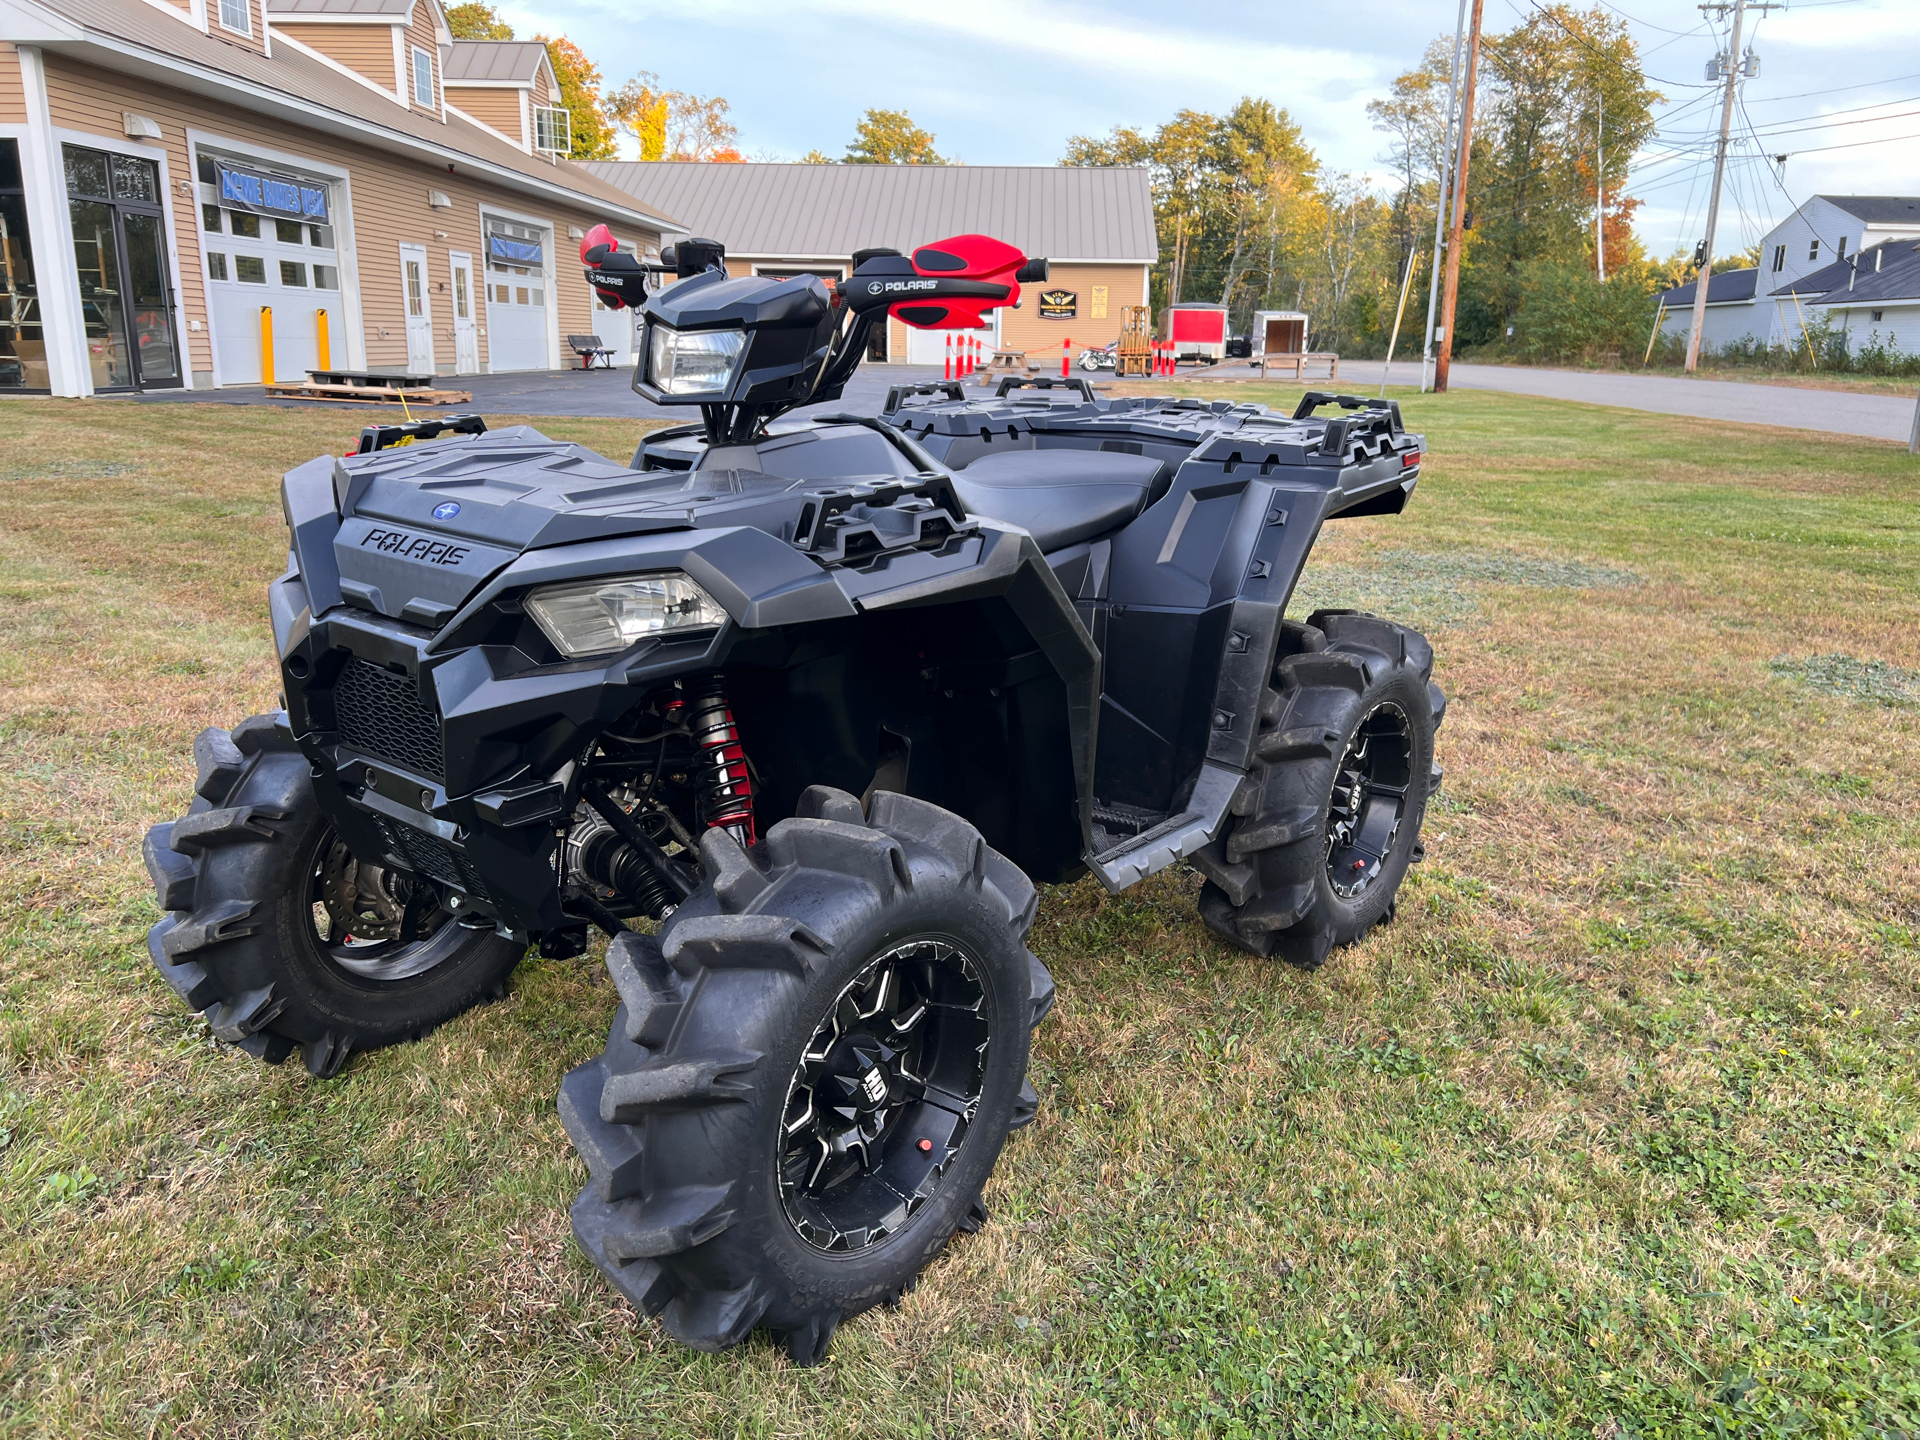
[259,305,274,386]
[315,308,330,371]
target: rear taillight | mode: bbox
[1402,449,1421,468]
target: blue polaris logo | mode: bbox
[432,501,461,520]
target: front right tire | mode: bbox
[562,786,1054,1366]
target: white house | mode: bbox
[1656,195,1920,355]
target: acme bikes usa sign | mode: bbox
[1038,289,1077,319]
[218,163,329,222]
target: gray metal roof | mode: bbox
[1654,267,1758,309]
[1806,242,1920,307]
[1819,196,1920,226]
[578,162,1159,262]
[267,0,411,15]
[441,39,545,84]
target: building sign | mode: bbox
[1091,285,1108,319]
[217,163,328,222]
[1038,288,1077,319]
[489,234,544,265]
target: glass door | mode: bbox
[63,145,181,391]
[0,141,44,391]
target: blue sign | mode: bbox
[216,163,328,222]
[488,234,543,265]
[432,501,461,520]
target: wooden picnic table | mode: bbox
[1258,352,1340,381]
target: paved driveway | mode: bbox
[128,363,955,422]
[1345,359,1919,444]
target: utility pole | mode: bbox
[1686,0,1779,372]
[1420,0,1471,393]
[1596,91,1605,282]
[1433,0,1485,394]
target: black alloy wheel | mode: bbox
[1325,701,1415,901]
[777,937,989,1253]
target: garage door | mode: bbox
[483,218,551,371]
[203,204,340,385]
[905,309,998,366]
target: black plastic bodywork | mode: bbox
[270,386,1420,947]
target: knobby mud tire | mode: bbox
[1193,610,1446,967]
[142,713,525,1076]
[562,786,1054,1366]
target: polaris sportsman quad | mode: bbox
[143,228,1444,1365]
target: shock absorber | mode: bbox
[685,674,757,847]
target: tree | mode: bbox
[607,73,740,161]
[445,1,511,38]
[845,110,943,165]
[536,35,618,160]
[800,149,834,164]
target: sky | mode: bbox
[496,0,1920,261]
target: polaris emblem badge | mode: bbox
[432,501,461,520]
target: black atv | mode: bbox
[143,228,1444,1365]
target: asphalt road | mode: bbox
[1333,358,1920,445]
[128,359,1920,445]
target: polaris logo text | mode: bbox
[867,280,937,295]
[360,528,472,567]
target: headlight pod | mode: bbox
[524,572,728,658]
[648,324,746,396]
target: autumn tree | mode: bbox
[607,73,741,161]
[845,110,943,165]
[445,1,511,38]
[536,35,618,160]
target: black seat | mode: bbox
[948,449,1170,552]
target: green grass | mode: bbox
[3,390,1918,1437]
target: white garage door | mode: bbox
[483,218,551,372]
[905,310,998,366]
[202,201,341,385]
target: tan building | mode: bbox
[581,160,1157,368]
[0,0,679,395]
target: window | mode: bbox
[201,203,222,233]
[1809,238,1820,261]
[533,105,571,154]
[1,139,46,392]
[217,0,249,35]
[405,259,424,317]
[279,260,307,287]
[1872,309,1884,323]
[207,252,228,281]
[453,266,469,319]
[309,224,333,248]
[412,47,434,107]
[235,255,266,283]
[514,286,528,305]
[275,218,304,244]
[313,264,338,290]
[1771,244,1784,273]
[1837,236,1849,261]
[531,287,543,307]
[230,212,259,239]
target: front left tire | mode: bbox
[561,785,1054,1365]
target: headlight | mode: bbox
[524,572,728,658]
[648,324,745,395]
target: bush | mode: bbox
[1507,260,1658,363]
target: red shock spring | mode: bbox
[685,676,757,847]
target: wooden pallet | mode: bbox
[265,380,473,406]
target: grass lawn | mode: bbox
[3,388,1918,1437]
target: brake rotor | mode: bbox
[320,841,405,944]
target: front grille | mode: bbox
[372,815,491,901]
[333,657,445,780]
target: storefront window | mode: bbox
[63,143,180,389]
[313,264,338,290]
[275,218,304,244]
[279,261,306,287]
[235,255,266,283]
[208,253,228,281]
[0,141,45,391]
[231,212,260,239]
[64,148,109,198]
[202,203,222,232]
